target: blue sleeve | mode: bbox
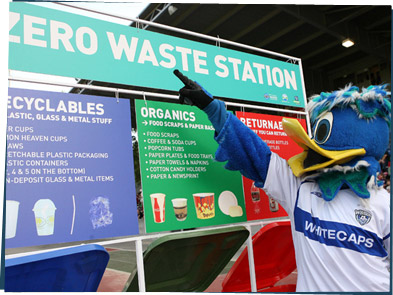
[203,99,228,133]
[213,112,272,187]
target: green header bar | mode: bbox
[9,2,305,107]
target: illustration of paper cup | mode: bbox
[6,200,20,239]
[32,199,56,236]
[172,198,187,221]
[150,193,166,223]
[193,193,215,219]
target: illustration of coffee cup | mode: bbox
[32,199,56,236]
[150,193,166,223]
[193,193,215,219]
[172,198,187,221]
[6,200,20,239]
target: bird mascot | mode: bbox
[175,70,390,292]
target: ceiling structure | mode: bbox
[137,4,391,95]
[72,4,391,105]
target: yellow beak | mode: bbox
[282,118,366,177]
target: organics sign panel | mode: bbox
[136,100,246,233]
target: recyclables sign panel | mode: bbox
[5,88,139,248]
[9,2,305,107]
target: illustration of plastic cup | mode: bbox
[172,198,187,221]
[193,193,215,219]
[32,199,56,236]
[150,193,166,223]
[6,200,20,239]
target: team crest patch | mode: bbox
[311,191,322,198]
[355,209,372,226]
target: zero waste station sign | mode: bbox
[5,88,139,248]
[9,2,305,107]
[136,100,247,233]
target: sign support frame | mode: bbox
[135,238,146,292]
[6,2,312,289]
[6,76,304,291]
[9,75,309,117]
[246,224,257,292]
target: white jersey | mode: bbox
[263,153,390,292]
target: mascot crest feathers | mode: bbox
[283,84,391,201]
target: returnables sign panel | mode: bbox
[235,111,307,221]
[136,100,246,233]
[5,88,139,248]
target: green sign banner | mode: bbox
[135,100,246,233]
[9,2,305,107]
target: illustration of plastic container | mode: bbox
[193,193,215,219]
[269,197,279,212]
[89,196,113,229]
[251,182,260,202]
[32,199,56,236]
[6,200,20,239]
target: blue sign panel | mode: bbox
[5,88,139,248]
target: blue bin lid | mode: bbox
[5,244,109,292]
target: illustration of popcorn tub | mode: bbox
[193,193,215,219]
[32,199,56,236]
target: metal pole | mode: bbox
[135,239,146,292]
[246,225,257,292]
[0,0,10,280]
[298,59,312,136]
[226,101,307,116]
[5,219,287,259]
[8,76,307,116]
[8,76,178,100]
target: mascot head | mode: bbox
[283,85,391,200]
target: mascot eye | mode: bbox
[313,112,333,144]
